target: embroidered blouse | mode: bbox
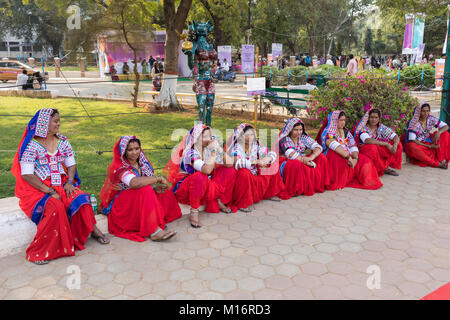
[19,138,76,186]
[231,142,277,175]
[359,124,397,145]
[326,130,358,154]
[179,147,224,176]
[408,116,447,142]
[279,135,322,159]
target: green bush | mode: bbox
[400,64,435,89]
[307,75,418,135]
[262,65,346,86]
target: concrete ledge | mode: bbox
[0,89,52,99]
[0,197,194,259]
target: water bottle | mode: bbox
[90,194,97,213]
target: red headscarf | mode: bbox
[99,135,154,213]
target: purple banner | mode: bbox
[402,14,414,54]
[241,45,254,74]
[218,46,232,66]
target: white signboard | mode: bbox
[247,77,266,97]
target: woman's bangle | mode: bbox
[46,187,56,195]
[67,179,74,185]
[345,154,351,160]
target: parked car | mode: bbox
[0,60,49,83]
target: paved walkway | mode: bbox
[0,162,449,300]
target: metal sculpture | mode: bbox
[181,21,217,126]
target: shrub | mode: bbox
[307,75,419,135]
[400,64,435,89]
[262,65,347,86]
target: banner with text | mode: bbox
[412,14,425,49]
[218,46,232,66]
[241,45,255,74]
[272,43,283,59]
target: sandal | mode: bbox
[151,230,177,242]
[384,168,399,176]
[438,161,449,169]
[268,196,281,202]
[239,206,253,213]
[218,200,232,214]
[32,260,49,265]
[190,210,201,228]
[91,232,110,245]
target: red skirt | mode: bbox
[228,166,286,212]
[18,179,96,262]
[173,171,224,211]
[204,166,238,213]
[405,131,450,167]
[108,185,181,242]
[325,150,383,191]
[359,141,403,176]
[279,153,329,199]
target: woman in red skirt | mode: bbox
[354,109,402,176]
[11,108,109,265]
[316,110,382,191]
[225,123,286,212]
[275,118,328,198]
[165,124,237,228]
[404,104,449,169]
[100,135,180,242]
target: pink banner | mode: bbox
[402,14,414,54]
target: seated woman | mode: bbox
[316,110,383,190]
[404,103,450,169]
[354,109,402,176]
[165,124,237,228]
[276,118,328,198]
[11,108,108,265]
[226,123,286,212]
[100,136,180,242]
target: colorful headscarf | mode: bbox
[354,109,371,137]
[100,135,154,213]
[164,123,210,184]
[272,118,305,152]
[225,123,260,156]
[317,110,343,152]
[11,108,80,225]
[405,104,440,143]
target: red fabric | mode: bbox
[359,141,403,176]
[325,150,383,191]
[22,178,96,262]
[422,283,450,300]
[278,153,329,199]
[107,185,178,242]
[173,171,223,210]
[204,166,238,213]
[405,131,450,167]
[227,166,286,212]
[11,130,96,262]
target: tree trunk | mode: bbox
[157,0,192,110]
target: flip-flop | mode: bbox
[220,206,232,214]
[239,207,253,213]
[92,233,110,245]
[32,260,49,265]
[152,231,177,241]
[267,196,281,202]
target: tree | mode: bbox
[364,27,374,55]
[0,0,67,57]
[156,0,193,110]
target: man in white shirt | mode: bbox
[16,70,30,90]
[222,58,230,72]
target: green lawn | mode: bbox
[0,97,303,199]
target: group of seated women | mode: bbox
[12,104,449,264]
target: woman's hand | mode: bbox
[64,182,77,199]
[258,157,271,168]
[429,144,440,149]
[347,158,357,168]
[46,187,60,200]
[432,132,441,145]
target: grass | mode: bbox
[0,96,315,199]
